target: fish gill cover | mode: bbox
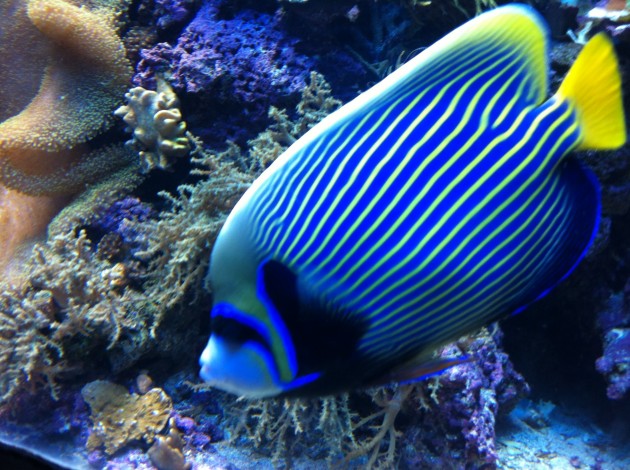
[0,1,628,469]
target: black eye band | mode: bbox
[212,315,270,348]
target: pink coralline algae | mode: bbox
[135,0,315,144]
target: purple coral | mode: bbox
[155,0,198,31]
[595,283,630,400]
[402,327,530,467]
[596,329,630,400]
[135,0,315,144]
[90,197,155,255]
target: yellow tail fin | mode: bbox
[556,33,626,151]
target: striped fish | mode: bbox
[199,5,626,398]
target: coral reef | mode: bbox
[135,71,338,314]
[0,70,341,408]
[135,0,316,144]
[595,285,630,400]
[0,2,628,469]
[81,379,172,454]
[116,79,191,172]
[0,63,340,416]
[0,0,135,277]
[222,326,528,468]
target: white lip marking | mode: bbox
[199,335,283,398]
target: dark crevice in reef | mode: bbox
[503,209,630,429]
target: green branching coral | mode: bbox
[0,228,153,402]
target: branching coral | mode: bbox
[0,289,67,402]
[136,142,252,315]
[0,227,154,402]
[345,385,413,469]
[30,230,140,347]
[116,79,191,172]
[223,326,529,469]
[228,394,357,465]
[0,73,340,407]
[244,72,341,174]
[0,71,344,462]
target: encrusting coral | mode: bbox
[81,379,173,455]
[115,78,191,172]
[0,0,134,278]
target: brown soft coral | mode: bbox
[0,227,154,402]
[0,0,133,277]
[0,188,69,283]
[0,0,131,180]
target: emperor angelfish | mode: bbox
[200,5,626,398]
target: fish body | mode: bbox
[200,5,626,397]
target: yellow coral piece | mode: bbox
[82,380,173,455]
[115,79,191,172]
